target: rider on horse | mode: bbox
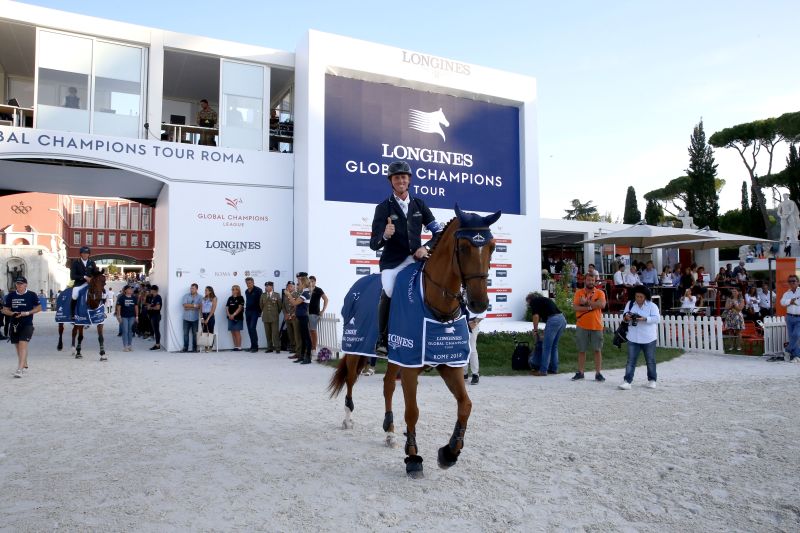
[70,245,99,320]
[369,161,443,356]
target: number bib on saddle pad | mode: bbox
[340,274,382,357]
[388,263,469,368]
[55,287,106,325]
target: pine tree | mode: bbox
[644,199,663,225]
[685,120,720,229]
[623,186,641,223]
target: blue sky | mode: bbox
[25,0,800,219]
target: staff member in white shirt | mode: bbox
[619,285,661,389]
[779,275,800,362]
[756,284,775,318]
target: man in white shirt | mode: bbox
[623,265,641,287]
[756,285,775,317]
[779,275,800,362]
[613,264,625,286]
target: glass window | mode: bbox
[108,233,116,246]
[36,30,92,133]
[73,232,81,245]
[71,202,82,226]
[85,232,93,246]
[131,233,139,247]
[8,77,35,108]
[120,233,127,247]
[96,204,105,228]
[84,202,94,228]
[97,232,104,246]
[108,204,117,229]
[141,207,151,230]
[119,205,128,229]
[93,42,142,138]
[221,60,264,151]
[142,233,150,247]
[130,206,140,230]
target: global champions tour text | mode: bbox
[0,130,245,164]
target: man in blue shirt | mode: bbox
[244,277,263,353]
[640,260,659,287]
[181,283,202,352]
[3,277,41,378]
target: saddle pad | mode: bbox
[388,263,469,368]
[340,274,382,357]
[55,287,106,325]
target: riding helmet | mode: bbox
[80,246,91,254]
[387,161,412,179]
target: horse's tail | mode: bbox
[327,354,368,398]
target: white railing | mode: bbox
[602,313,725,354]
[318,312,341,356]
[762,316,787,355]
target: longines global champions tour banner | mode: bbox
[324,74,521,214]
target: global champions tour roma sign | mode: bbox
[323,75,521,214]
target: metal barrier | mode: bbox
[602,313,726,354]
[317,312,342,357]
[762,316,787,355]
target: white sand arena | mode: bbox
[2,313,799,532]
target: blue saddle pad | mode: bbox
[55,287,106,325]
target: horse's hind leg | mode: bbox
[383,362,400,448]
[342,355,361,429]
[400,367,424,478]
[57,323,64,351]
[98,324,107,361]
[436,365,472,469]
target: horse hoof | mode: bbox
[75,354,82,359]
[437,445,460,469]
[70,347,76,356]
[57,341,63,351]
[100,355,108,362]
[405,455,424,478]
[342,419,354,430]
[385,433,399,448]
[382,411,394,432]
[100,350,106,356]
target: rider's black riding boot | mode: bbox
[375,291,391,356]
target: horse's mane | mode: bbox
[427,217,458,256]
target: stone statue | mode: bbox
[676,209,696,229]
[777,193,800,244]
[7,263,25,292]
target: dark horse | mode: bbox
[328,205,500,478]
[57,271,107,360]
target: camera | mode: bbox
[630,315,639,327]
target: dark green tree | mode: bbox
[709,111,800,237]
[623,186,641,223]
[741,181,750,212]
[685,120,719,229]
[718,209,746,235]
[563,199,599,221]
[644,175,725,217]
[762,144,800,205]
[644,198,663,225]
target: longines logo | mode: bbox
[205,240,262,255]
[409,108,449,142]
[401,50,471,76]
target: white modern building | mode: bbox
[0,1,539,350]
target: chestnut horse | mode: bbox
[57,271,107,360]
[328,205,499,478]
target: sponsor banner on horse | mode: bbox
[340,273,381,357]
[55,288,106,325]
[388,263,469,368]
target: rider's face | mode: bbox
[390,174,410,197]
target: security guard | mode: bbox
[369,161,442,355]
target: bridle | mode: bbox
[422,225,494,322]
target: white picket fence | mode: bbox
[602,313,726,354]
[762,316,787,355]
[317,312,342,356]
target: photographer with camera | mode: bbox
[618,285,661,390]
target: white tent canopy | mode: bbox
[645,229,771,250]
[577,221,707,248]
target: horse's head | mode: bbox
[86,269,106,309]
[453,204,501,313]
[436,108,449,128]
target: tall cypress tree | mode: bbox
[685,120,720,229]
[741,181,750,212]
[623,186,641,223]
[644,199,663,225]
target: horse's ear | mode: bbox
[484,210,501,226]
[454,203,464,221]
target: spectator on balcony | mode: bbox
[640,261,658,287]
[64,86,80,109]
[196,99,217,146]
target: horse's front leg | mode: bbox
[401,367,424,478]
[57,323,64,351]
[436,365,472,469]
[98,324,106,361]
[75,327,84,359]
[383,362,400,448]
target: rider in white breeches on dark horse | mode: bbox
[70,245,98,320]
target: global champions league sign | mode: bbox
[324,75,521,214]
